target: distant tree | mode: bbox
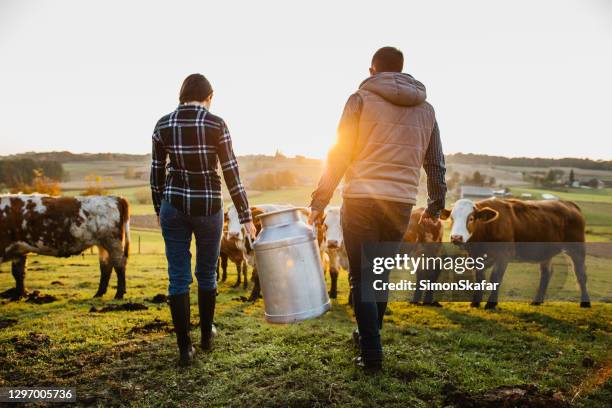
[9,170,62,195]
[569,169,575,184]
[81,174,112,196]
[0,159,64,187]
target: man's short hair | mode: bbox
[371,47,404,73]
[179,73,213,103]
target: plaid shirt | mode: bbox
[150,104,251,223]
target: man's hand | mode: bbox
[243,221,257,240]
[308,209,323,226]
[419,210,438,227]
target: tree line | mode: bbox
[446,153,612,171]
[0,159,64,187]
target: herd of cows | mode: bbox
[0,193,591,309]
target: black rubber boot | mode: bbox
[353,356,382,373]
[168,293,195,367]
[198,288,218,351]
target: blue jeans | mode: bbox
[160,200,223,296]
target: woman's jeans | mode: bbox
[341,198,412,363]
[160,200,223,296]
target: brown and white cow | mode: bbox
[217,204,250,289]
[0,194,130,300]
[404,207,444,306]
[440,198,590,309]
[322,206,348,299]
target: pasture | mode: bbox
[0,246,610,406]
[1,170,612,406]
[1,191,611,406]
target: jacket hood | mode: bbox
[359,72,427,107]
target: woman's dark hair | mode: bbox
[179,73,213,103]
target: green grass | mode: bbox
[510,187,612,205]
[0,231,610,407]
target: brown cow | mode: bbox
[404,207,444,306]
[440,198,590,309]
[0,194,130,300]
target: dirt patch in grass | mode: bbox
[149,294,167,304]
[26,290,58,304]
[11,332,50,353]
[0,318,18,330]
[51,281,64,286]
[442,383,568,408]
[89,302,148,313]
[129,318,172,334]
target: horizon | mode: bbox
[1,0,611,160]
[4,149,612,163]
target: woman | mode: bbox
[151,73,256,366]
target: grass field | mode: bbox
[0,230,611,407]
[2,167,612,406]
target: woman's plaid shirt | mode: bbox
[150,104,251,223]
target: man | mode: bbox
[309,47,446,372]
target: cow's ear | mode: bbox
[475,207,499,224]
[439,208,451,220]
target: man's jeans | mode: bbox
[341,198,412,363]
[160,200,223,296]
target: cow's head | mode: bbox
[226,205,243,241]
[440,199,499,244]
[324,207,343,249]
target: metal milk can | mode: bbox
[253,207,331,323]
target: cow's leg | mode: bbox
[216,257,220,281]
[94,246,112,298]
[485,260,509,309]
[471,267,486,308]
[248,268,261,301]
[107,243,127,300]
[114,265,127,300]
[423,267,442,307]
[242,260,248,290]
[411,269,424,304]
[232,259,242,288]
[567,246,590,307]
[221,254,228,282]
[532,260,553,305]
[11,255,27,299]
[329,267,338,299]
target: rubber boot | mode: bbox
[198,288,218,351]
[169,293,195,367]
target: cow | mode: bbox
[0,194,130,300]
[217,205,250,289]
[440,198,590,309]
[220,204,293,298]
[404,207,444,306]
[322,206,348,299]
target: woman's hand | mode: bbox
[243,221,257,240]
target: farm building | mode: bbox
[460,185,494,200]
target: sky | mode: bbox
[0,0,611,159]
